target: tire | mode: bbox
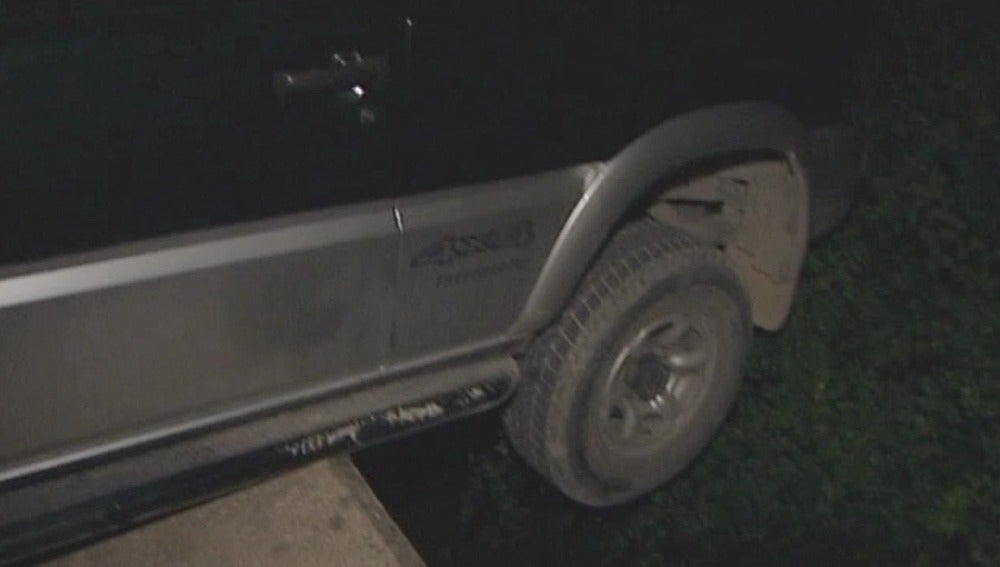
[503,218,752,506]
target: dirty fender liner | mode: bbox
[0,372,513,565]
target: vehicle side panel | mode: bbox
[0,204,397,480]
[391,165,592,358]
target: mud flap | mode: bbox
[806,124,858,238]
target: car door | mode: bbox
[0,0,402,479]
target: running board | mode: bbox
[0,356,517,565]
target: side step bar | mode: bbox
[0,356,518,565]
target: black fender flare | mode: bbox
[510,101,811,335]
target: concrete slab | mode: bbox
[45,458,425,567]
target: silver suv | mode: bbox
[0,1,855,561]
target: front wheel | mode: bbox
[503,219,752,506]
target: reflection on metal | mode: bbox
[273,51,386,97]
[0,207,390,309]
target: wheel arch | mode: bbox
[510,101,811,335]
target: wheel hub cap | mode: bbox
[600,314,712,449]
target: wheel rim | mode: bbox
[598,312,715,452]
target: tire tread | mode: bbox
[503,217,725,488]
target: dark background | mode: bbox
[3,0,860,263]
